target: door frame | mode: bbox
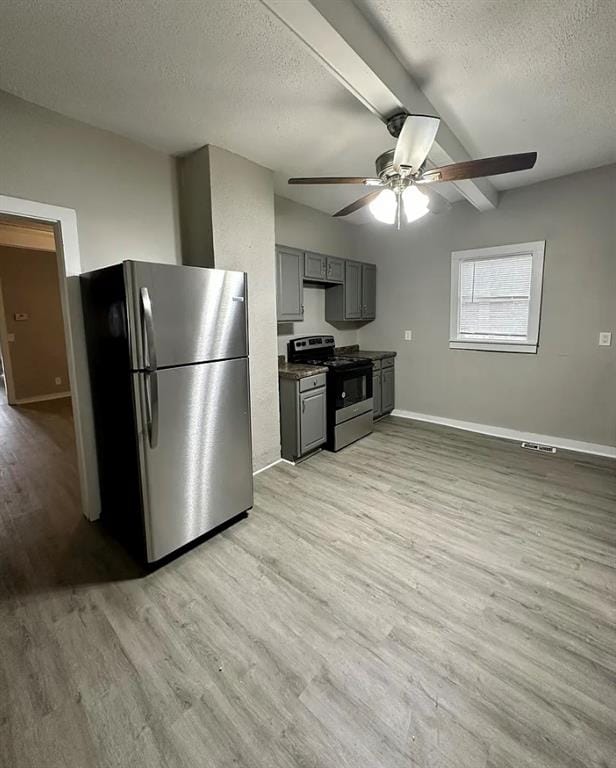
[0,194,99,521]
[0,278,17,404]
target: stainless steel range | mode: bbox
[288,336,373,451]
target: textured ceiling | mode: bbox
[0,0,613,222]
[0,0,398,218]
[353,0,616,189]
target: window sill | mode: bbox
[449,341,538,353]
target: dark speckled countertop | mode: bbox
[278,358,328,381]
[336,345,397,361]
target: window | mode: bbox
[450,241,545,353]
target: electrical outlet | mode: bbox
[404,330,413,341]
[55,377,62,385]
[599,332,612,346]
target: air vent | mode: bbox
[521,441,556,454]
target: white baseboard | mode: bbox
[253,457,292,476]
[391,409,616,459]
[14,391,71,405]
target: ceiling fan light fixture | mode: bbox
[402,185,429,223]
[368,188,397,224]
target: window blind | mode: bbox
[458,254,533,340]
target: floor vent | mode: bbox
[521,441,557,454]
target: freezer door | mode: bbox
[125,261,248,370]
[132,358,253,562]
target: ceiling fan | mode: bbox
[288,113,537,228]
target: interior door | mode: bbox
[125,261,248,370]
[133,357,253,562]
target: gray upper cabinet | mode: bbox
[325,259,376,322]
[344,260,363,319]
[326,256,344,283]
[304,252,327,281]
[299,388,327,455]
[362,263,376,320]
[276,246,304,323]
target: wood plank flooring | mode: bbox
[1,401,615,768]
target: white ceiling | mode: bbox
[0,0,614,220]
[353,0,616,190]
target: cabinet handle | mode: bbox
[302,399,306,413]
[301,304,304,314]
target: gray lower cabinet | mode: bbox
[372,356,395,419]
[276,246,304,322]
[299,388,327,454]
[381,366,395,413]
[280,373,327,461]
[372,369,381,417]
[325,259,376,322]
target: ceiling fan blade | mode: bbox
[418,152,537,184]
[288,176,382,185]
[392,114,440,172]
[333,190,383,217]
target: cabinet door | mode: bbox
[304,252,326,281]
[344,260,363,319]
[300,388,327,454]
[361,263,376,319]
[276,246,304,322]
[381,367,395,413]
[372,371,382,418]
[327,256,344,283]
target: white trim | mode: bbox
[14,391,71,404]
[253,457,284,476]
[449,341,537,354]
[0,194,99,521]
[450,241,545,353]
[391,409,616,459]
[0,279,17,404]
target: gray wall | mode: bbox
[0,91,181,517]
[355,164,616,447]
[179,145,281,471]
[274,195,360,356]
[0,92,180,271]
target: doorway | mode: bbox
[0,215,80,520]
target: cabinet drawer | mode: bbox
[372,359,382,371]
[299,373,326,392]
[382,356,395,369]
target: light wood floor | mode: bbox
[1,401,615,768]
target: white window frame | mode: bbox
[449,240,545,353]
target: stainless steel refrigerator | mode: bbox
[81,261,253,564]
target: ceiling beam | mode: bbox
[260,0,498,211]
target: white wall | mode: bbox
[355,164,616,448]
[0,91,181,517]
[274,195,360,356]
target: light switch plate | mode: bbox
[7,333,15,342]
[599,332,612,346]
[404,330,413,341]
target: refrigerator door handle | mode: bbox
[140,287,159,448]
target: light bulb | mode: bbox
[402,185,429,223]
[369,189,396,224]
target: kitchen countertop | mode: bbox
[335,345,397,361]
[278,360,328,381]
